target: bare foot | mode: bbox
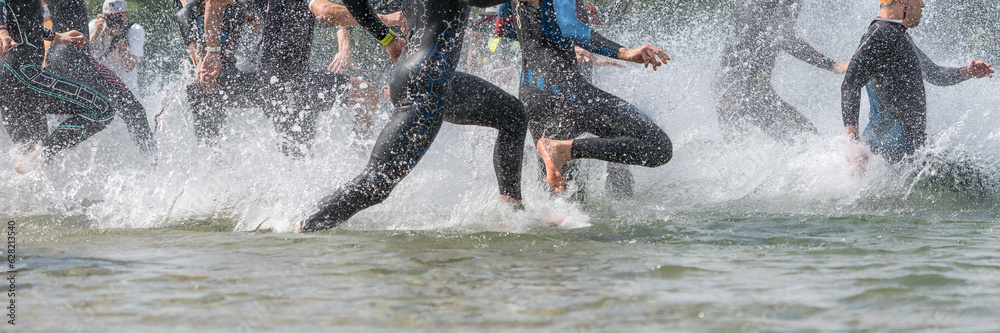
[536,138,571,194]
[536,216,566,227]
[14,149,41,174]
[500,195,521,207]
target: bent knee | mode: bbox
[499,102,528,134]
[92,102,116,124]
[642,135,672,167]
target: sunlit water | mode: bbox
[3,0,999,331]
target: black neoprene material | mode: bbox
[1,0,115,158]
[44,0,157,154]
[302,0,528,232]
[174,0,203,46]
[715,0,835,142]
[254,0,353,154]
[514,1,671,166]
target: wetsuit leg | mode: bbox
[45,45,157,153]
[259,70,349,157]
[752,88,817,142]
[187,65,261,145]
[548,84,672,168]
[442,72,526,200]
[1,63,115,157]
[187,82,227,145]
[526,93,587,199]
[303,3,496,231]
[0,66,47,149]
[716,80,816,143]
[88,56,157,154]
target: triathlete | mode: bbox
[1,0,114,173]
[175,0,265,145]
[716,0,848,143]
[196,0,402,155]
[842,0,993,164]
[496,0,672,195]
[299,0,530,232]
[44,0,157,154]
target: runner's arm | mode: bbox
[911,41,964,86]
[544,0,623,58]
[783,36,836,72]
[342,0,392,43]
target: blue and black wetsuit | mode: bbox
[43,0,156,154]
[174,0,265,145]
[301,0,528,232]
[842,18,966,163]
[715,0,837,142]
[1,0,115,159]
[497,0,671,191]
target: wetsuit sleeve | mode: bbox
[911,41,964,86]
[342,0,392,43]
[542,0,623,58]
[175,0,203,46]
[495,2,517,39]
[841,27,890,128]
[782,37,836,71]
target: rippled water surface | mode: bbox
[3,0,1000,331]
[12,214,1000,332]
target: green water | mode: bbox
[11,215,999,332]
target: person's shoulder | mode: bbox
[869,20,905,38]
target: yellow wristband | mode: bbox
[379,30,395,46]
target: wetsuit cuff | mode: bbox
[378,29,395,46]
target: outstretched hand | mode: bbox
[0,30,17,59]
[617,44,670,71]
[54,31,88,48]
[961,60,994,79]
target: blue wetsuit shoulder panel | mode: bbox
[540,0,621,59]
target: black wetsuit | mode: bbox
[498,0,671,188]
[842,18,965,163]
[44,0,156,154]
[572,0,627,80]
[572,0,634,199]
[1,0,115,158]
[336,0,403,83]
[715,0,836,142]
[254,0,366,156]
[174,0,265,145]
[301,0,529,231]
